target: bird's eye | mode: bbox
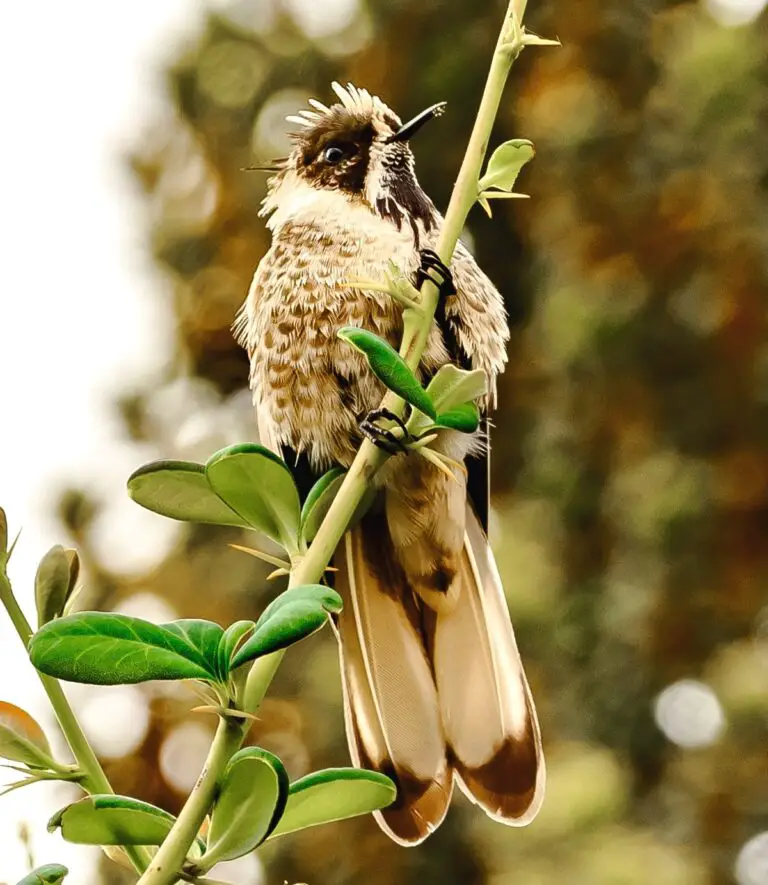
[323,144,346,164]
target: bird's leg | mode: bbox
[416,248,456,299]
[359,408,410,455]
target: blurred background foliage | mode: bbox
[47,0,768,882]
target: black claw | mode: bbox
[416,249,456,298]
[359,408,409,455]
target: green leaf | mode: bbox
[300,468,346,543]
[16,864,69,885]
[217,620,255,680]
[128,460,251,529]
[29,613,223,685]
[269,768,396,839]
[35,546,79,628]
[337,327,436,419]
[409,366,488,436]
[426,365,488,413]
[0,701,56,769]
[477,139,535,193]
[202,748,288,865]
[231,585,343,669]
[205,445,301,554]
[161,619,225,673]
[433,402,481,433]
[48,795,176,846]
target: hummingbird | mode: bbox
[235,82,544,845]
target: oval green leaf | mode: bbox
[0,701,55,769]
[202,748,288,866]
[128,460,251,529]
[434,402,480,433]
[269,768,396,839]
[205,445,301,554]
[337,327,436,419]
[48,795,176,846]
[477,139,535,193]
[16,864,69,885]
[231,585,343,669]
[35,546,78,628]
[29,613,222,685]
[300,468,346,543]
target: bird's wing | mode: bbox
[432,239,509,531]
[447,239,510,406]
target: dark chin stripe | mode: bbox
[376,168,436,238]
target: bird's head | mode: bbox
[260,82,445,231]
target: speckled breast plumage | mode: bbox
[240,211,449,470]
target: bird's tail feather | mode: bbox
[334,505,544,845]
[335,511,452,844]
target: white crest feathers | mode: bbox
[285,81,400,129]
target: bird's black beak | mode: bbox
[384,102,447,144]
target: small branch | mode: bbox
[0,566,152,874]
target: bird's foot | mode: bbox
[416,249,456,299]
[359,408,410,455]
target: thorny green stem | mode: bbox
[0,565,152,874]
[292,0,527,587]
[137,717,245,885]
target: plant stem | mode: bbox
[241,647,285,714]
[0,567,152,873]
[292,0,525,587]
[137,717,245,885]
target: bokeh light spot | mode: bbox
[209,0,278,34]
[160,721,214,793]
[654,679,725,748]
[78,686,150,759]
[209,854,265,885]
[89,492,183,577]
[117,592,179,624]
[736,832,768,885]
[704,0,768,27]
[253,89,310,157]
[197,40,269,109]
[283,0,360,39]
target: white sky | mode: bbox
[0,0,201,878]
